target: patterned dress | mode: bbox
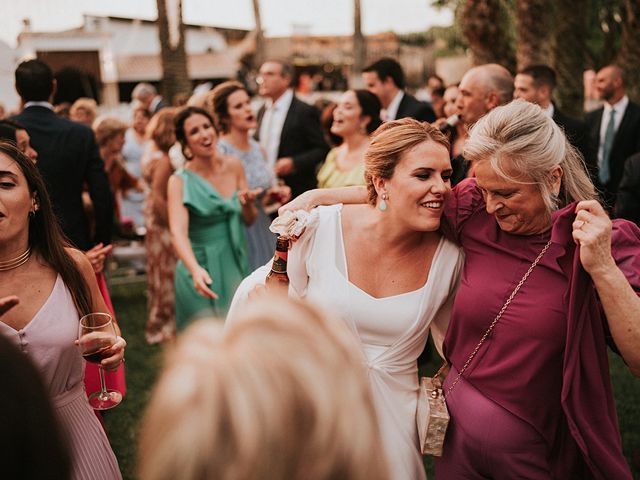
[142,146,176,344]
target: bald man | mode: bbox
[585,64,640,209]
[450,63,514,183]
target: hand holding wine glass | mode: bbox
[77,313,126,410]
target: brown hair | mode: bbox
[93,117,127,147]
[138,298,388,480]
[364,118,450,205]
[146,108,177,153]
[0,142,91,315]
[206,80,246,134]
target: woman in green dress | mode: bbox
[168,107,261,329]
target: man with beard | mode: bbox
[585,64,640,209]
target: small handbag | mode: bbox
[417,239,552,456]
[417,363,449,456]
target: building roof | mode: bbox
[117,51,239,82]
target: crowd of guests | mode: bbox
[0,52,639,480]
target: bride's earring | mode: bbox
[378,192,388,212]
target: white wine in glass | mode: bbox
[78,312,122,410]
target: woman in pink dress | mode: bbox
[0,142,125,480]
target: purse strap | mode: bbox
[443,239,552,398]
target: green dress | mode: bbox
[174,169,249,329]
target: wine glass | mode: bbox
[78,312,122,410]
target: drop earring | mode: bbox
[378,192,388,212]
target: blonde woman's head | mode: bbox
[364,117,450,207]
[138,298,388,480]
[70,97,98,126]
[93,116,127,149]
[464,99,597,235]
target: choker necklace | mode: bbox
[0,247,31,272]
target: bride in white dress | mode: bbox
[229,118,463,479]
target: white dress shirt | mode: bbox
[385,91,405,121]
[543,103,554,118]
[259,89,294,169]
[598,95,629,165]
[24,101,54,110]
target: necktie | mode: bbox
[599,108,616,185]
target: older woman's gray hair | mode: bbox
[463,99,597,213]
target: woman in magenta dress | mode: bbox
[282,100,640,479]
[0,142,125,479]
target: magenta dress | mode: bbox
[0,275,122,480]
[436,179,637,479]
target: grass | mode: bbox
[105,281,640,480]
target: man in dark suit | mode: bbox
[12,59,113,250]
[514,65,590,162]
[615,152,640,226]
[585,64,640,209]
[362,58,436,123]
[255,60,329,199]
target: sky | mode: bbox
[0,0,454,47]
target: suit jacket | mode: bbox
[585,100,640,206]
[12,106,113,250]
[615,152,640,226]
[396,93,436,123]
[553,107,589,164]
[256,96,329,198]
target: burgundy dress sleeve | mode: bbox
[442,178,486,243]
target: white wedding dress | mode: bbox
[229,205,463,479]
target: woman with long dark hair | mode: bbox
[0,142,125,479]
[168,107,260,329]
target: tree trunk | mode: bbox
[351,0,366,88]
[515,0,554,70]
[460,0,516,71]
[551,0,588,116]
[252,0,266,68]
[156,0,191,105]
[617,0,640,102]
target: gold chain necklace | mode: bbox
[0,247,31,272]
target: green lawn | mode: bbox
[106,281,640,480]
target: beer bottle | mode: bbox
[266,235,290,289]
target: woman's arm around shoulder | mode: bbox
[279,186,367,214]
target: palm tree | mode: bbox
[252,0,266,68]
[551,0,588,116]
[156,0,191,105]
[460,0,515,71]
[515,0,553,70]
[617,0,640,102]
[352,0,366,87]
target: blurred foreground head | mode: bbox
[138,297,388,480]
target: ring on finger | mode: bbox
[575,220,585,229]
